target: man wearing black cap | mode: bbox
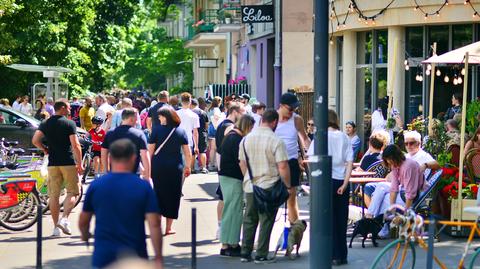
[239,94,252,115]
[275,92,311,224]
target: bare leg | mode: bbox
[49,195,61,225]
[208,139,216,168]
[199,153,207,170]
[217,200,224,222]
[62,190,79,219]
[287,189,299,223]
[364,195,372,208]
[165,218,176,234]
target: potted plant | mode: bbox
[224,12,233,24]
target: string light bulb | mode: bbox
[453,78,458,85]
[405,65,410,71]
[474,12,479,18]
[444,75,450,83]
[461,68,466,75]
[330,38,334,45]
[458,76,463,84]
[436,69,442,76]
[424,14,428,20]
[404,60,408,66]
[372,18,376,25]
[465,0,470,5]
[446,0,449,6]
[427,64,432,70]
[418,75,424,82]
[436,11,440,17]
[414,6,419,11]
[426,69,431,76]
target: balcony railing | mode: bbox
[185,7,242,40]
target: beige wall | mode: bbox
[331,1,476,34]
[282,0,313,32]
[282,32,314,91]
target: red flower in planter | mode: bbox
[472,185,479,197]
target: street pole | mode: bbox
[310,0,332,268]
[273,0,282,107]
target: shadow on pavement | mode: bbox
[12,254,91,269]
[196,182,219,199]
[0,236,62,243]
[171,239,216,248]
[183,198,217,203]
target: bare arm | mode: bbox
[140,149,151,180]
[78,211,93,241]
[146,213,163,268]
[32,130,48,155]
[101,148,109,173]
[339,161,353,194]
[193,128,199,152]
[69,134,84,174]
[390,191,398,206]
[148,144,155,157]
[239,160,247,176]
[147,117,152,132]
[294,115,311,150]
[182,144,192,177]
[277,160,291,188]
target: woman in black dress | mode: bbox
[148,107,192,235]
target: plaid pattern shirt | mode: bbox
[239,126,288,193]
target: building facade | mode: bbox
[185,0,314,108]
[330,0,480,146]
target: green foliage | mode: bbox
[0,0,192,100]
[466,100,480,135]
[423,120,453,167]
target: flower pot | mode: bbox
[451,198,478,221]
[225,18,231,24]
[432,191,451,220]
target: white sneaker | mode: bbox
[378,223,390,239]
[57,218,72,235]
[52,227,61,237]
[216,224,221,240]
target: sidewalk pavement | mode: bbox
[0,173,478,269]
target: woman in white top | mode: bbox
[18,95,33,116]
[307,110,353,265]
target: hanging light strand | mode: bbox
[351,0,396,23]
[413,0,449,18]
[465,0,480,18]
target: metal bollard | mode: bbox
[192,208,197,269]
[426,216,434,269]
[36,200,43,269]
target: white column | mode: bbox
[328,36,337,111]
[387,26,406,118]
[341,31,357,126]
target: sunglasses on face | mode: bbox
[307,122,314,126]
[405,141,418,146]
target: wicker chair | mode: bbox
[448,144,460,167]
[466,148,480,183]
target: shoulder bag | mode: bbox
[154,128,176,156]
[242,139,289,213]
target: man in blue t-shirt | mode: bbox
[101,108,150,179]
[79,139,163,268]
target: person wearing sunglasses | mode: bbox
[275,92,311,224]
[404,131,440,173]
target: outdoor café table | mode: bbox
[351,171,376,177]
[349,177,386,218]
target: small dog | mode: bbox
[286,219,307,259]
[349,215,384,248]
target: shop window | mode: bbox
[429,25,449,55]
[406,27,423,58]
[453,24,473,49]
[376,30,388,64]
[357,31,373,65]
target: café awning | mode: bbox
[422,41,480,64]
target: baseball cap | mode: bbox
[191,99,199,106]
[280,92,300,109]
[240,93,250,100]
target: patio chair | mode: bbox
[448,144,460,167]
[466,148,480,183]
[412,169,443,212]
[366,160,390,178]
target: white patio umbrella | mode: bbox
[423,41,480,221]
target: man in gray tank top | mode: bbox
[275,92,311,224]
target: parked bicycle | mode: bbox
[370,205,480,269]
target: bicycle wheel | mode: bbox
[81,154,91,183]
[469,248,480,269]
[370,239,416,269]
[0,192,40,231]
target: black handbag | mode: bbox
[242,140,289,213]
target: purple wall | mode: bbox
[236,36,275,106]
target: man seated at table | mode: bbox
[404,130,440,174]
[357,133,384,172]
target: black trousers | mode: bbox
[332,179,349,261]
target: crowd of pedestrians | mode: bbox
[20,89,403,267]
